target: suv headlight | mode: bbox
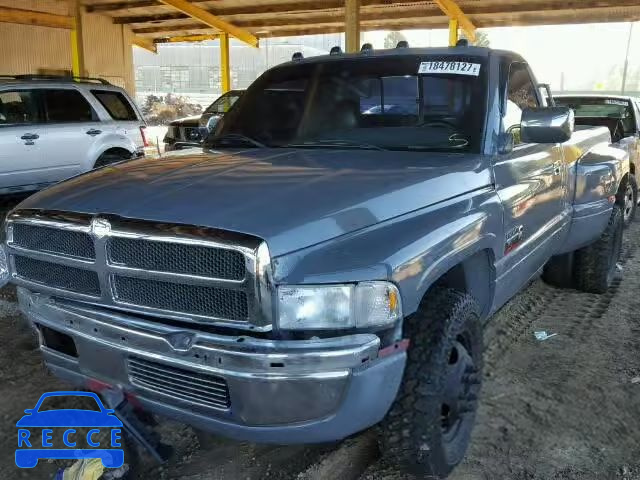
[277,281,402,330]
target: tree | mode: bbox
[384,31,407,49]
[472,30,490,47]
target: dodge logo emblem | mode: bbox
[91,218,111,238]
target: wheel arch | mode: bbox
[92,147,134,168]
[413,245,496,320]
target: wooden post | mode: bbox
[448,18,459,46]
[345,0,360,53]
[70,0,85,77]
[220,33,231,93]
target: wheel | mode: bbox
[94,150,132,169]
[574,204,623,294]
[379,288,482,478]
[542,252,575,289]
[621,175,638,227]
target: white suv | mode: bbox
[0,75,148,195]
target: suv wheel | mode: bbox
[574,204,623,293]
[379,288,482,478]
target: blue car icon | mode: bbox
[16,391,124,468]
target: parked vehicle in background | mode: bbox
[555,94,640,226]
[0,75,147,195]
[164,90,243,151]
[3,46,631,478]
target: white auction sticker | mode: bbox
[418,61,481,77]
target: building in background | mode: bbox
[134,34,343,107]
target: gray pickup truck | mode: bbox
[1,46,631,477]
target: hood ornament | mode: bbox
[91,218,111,238]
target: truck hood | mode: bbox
[19,149,492,257]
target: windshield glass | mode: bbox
[206,56,488,152]
[204,91,242,115]
[555,97,632,119]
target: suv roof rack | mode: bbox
[0,74,111,85]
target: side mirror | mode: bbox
[521,106,574,144]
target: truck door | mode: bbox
[492,61,567,307]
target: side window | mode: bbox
[91,90,138,121]
[43,89,94,123]
[504,62,540,143]
[0,90,40,125]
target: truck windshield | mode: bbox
[206,56,488,152]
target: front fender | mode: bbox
[272,188,502,318]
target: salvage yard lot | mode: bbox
[1,195,640,479]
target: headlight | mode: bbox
[277,281,402,330]
[0,244,9,289]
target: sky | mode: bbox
[363,22,639,93]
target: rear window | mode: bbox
[91,90,138,121]
[0,90,40,125]
[43,89,94,123]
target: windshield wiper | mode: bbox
[284,139,387,151]
[210,133,266,148]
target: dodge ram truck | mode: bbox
[555,94,640,226]
[1,46,631,478]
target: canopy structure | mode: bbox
[3,1,640,93]
[84,0,640,44]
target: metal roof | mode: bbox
[83,0,640,42]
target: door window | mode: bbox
[42,89,95,123]
[503,62,540,143]
[0,90,40,125]
[91,90,138,121]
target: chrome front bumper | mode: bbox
[18,288,406,443]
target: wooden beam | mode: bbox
[434,0,476,42]
[0,6,73,29]
[155,33,218,43]
[157,0,258,47]
[133,35,158,53]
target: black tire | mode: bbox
[379,288,483,478]
[574,204,623,294]
[621,175,638,228]
[542,252,575,289]
[94,150,132,169]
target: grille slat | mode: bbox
[12,223,95,259]
[113,276,249,321]
[129,367,229,400]
[107,237,245,280]
[128,357,230,409]
[128,359,228,388]
[14,256,100,296]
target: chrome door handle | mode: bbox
[86,129,102,136]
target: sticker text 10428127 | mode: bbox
[418,61,481,77]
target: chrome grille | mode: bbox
[128,356,230,410]
[107,237,245,280]
[13,256,100,296]
[113,276,248,320]
[6,210,272,330]
[12,223,95,259]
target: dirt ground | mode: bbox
[2,194,640,479]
